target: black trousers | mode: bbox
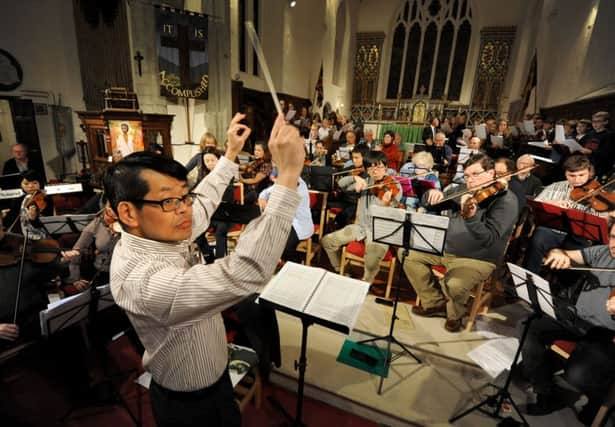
[149,370,240,427]
[521,316,615,405]
[281,227,301,263]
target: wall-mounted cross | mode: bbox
[134,51,144,76]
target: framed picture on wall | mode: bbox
[108,120,144,159]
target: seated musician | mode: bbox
[520,220,615,423]
[0,213,55,349]
[4,170,54,236]
[258,169,313,263]
[62,198,120,292]
[238,141,273,204]
[399,153,518,332]
[399,151,440,211]
[332,145,369,228]
[495,157,527,212]
[322,151,402,283]
[310,141,330,166]
[426,132,453,173]
[510,154,542,198]
[304,123,319,162]
[524,155,604,274]
[381,130,400,171]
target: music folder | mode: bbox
[258,262,369,334]
[528,199,608,243]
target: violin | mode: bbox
[460,181,507,219]
[243,158,264,176]
[0,232,62,266]
[368,175,403,208]
[24,190,47,211]
[569,178,615,212]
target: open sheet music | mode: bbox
[259,262,369,334]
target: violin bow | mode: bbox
[12,230,29,324]
[435,165,538,205]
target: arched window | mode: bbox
[386,0,472,101]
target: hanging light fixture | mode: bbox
[289,0,297,7]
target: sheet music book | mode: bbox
[370,206,449,253]
[285,110,296,122]
[475,124,487,140]
[558,138,583,153]
[507,263,556,318]
[39,284,114,336]
[528,141,549,149]
[555,124,566,143]
[523,120,535,135]
[530,154,555,164]
[490,135,504,148]
[259,262,369,334]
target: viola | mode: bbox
[244,158,264,176]
[569,179,615,212]
[460,181,507,219]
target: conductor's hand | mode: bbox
[225,113,252,161]
[0,323,19,341]
[268,113,304,190]
[543,249,571,270]
[426,189,444,206]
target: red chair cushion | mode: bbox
[314,224,320,234]
[229,224,242,232]
[431,265,447,275]
[346,241,393,262]
[553,340,577,355]
[329,207,342,214]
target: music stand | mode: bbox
[40,285,141,426]
[528,200,608,243]
[39,214,96,236]
[450,263,558,426]
[357,206,449,394]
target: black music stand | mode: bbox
[449,263,558,426]
[259,263,369,426]
[39,214,96,236]
[40,285,141,426]
[357,208,450,394]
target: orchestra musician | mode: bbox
[322,151,402,283]
[399,153,518,332]
[61,197,120,293]
[104,113,304,427]
[520,218,615,423]
[330,145,369,229]
[238,141,273,204]
[524,155,605,274]
[4,170,54,239]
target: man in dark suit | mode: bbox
[2,144,29,189]
[422,117,440,145]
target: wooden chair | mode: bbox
[221,182,245,253]
[340,241,397,298]
[296,190,328,266]
[550,341,615,427]
[234,366,262,412]
[428,265,492,332]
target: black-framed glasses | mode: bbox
[131,193,197,212]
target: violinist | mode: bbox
[0,211,54,349]
[399,153,518,332]
[399,151,440,211]
[322,151,402,283]
[310,140,330,166]
[4,170,54,238]
[62,197,120,293]
[524,155,606,274]
[238,141,273,204]
[520,218,615,422]
[330,145,369,228]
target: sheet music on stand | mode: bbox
[507,263,556,318]
[370,205,449,254]
[39,214,97,235]
[39,284,114,337]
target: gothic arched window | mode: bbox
[386,0,472,101]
